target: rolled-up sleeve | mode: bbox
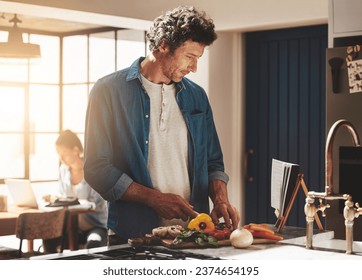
[84,80,132,202]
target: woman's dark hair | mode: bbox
[56,129,83,153]
[147,6,217,54]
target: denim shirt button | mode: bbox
[145,114,149,118]
[145,140,149,144]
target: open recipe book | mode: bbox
[270,159,300,219]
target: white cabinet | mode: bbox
[329,0,362,47]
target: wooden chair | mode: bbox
[15,208,69,258]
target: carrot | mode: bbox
[252,231,283,241]
[258,223,273,229]
[249,224,275,235]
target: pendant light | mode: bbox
[0,14,41,59]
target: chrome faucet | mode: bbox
[305,119,361,254]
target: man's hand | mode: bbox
[121,182,198,221]
[149,192,199,221]
[210,202,240,230]
[209,180,240,229]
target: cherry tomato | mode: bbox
[223,228,231,239]
[212,230,226,240]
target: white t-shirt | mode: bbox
[141,75,190,227]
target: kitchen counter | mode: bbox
[184,225,362,260]
[30,225,362,260]
[188,240,362,260]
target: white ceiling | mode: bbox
[0,0,328,35]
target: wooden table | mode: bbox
[0,206,95,251]
[0,212,18,236]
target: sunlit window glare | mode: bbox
[0,28,146,182]
[90,32,116,82]
[63,36,87,83]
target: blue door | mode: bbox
[245,25,328,227]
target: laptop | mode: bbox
[5,179,39,209]
[5,178,91,210]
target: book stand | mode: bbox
[275,173,324,233]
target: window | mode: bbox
[117,29,147,69]
[89,31,116,82]
[0,28,146,182]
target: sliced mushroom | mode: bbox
[152,226,169,238]
[167,225,183,238]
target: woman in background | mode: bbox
[44,130,108,252]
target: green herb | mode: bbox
[172,228,218,247]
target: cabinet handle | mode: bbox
[245,149,254,182]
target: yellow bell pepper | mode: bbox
[187,213,215,233]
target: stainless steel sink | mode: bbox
[312,239,362,254]
[280,226,362,255]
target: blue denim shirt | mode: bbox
[84,57,229,239]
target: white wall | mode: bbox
[0,0,329,224]
[208,32,244,219]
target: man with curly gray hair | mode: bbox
[84,6,240,245]
[147,6,217,54]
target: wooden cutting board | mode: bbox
[160,238,277,248]
[160,238,231,249]
[128,235,277,249]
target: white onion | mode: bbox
[230,228,253,248]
